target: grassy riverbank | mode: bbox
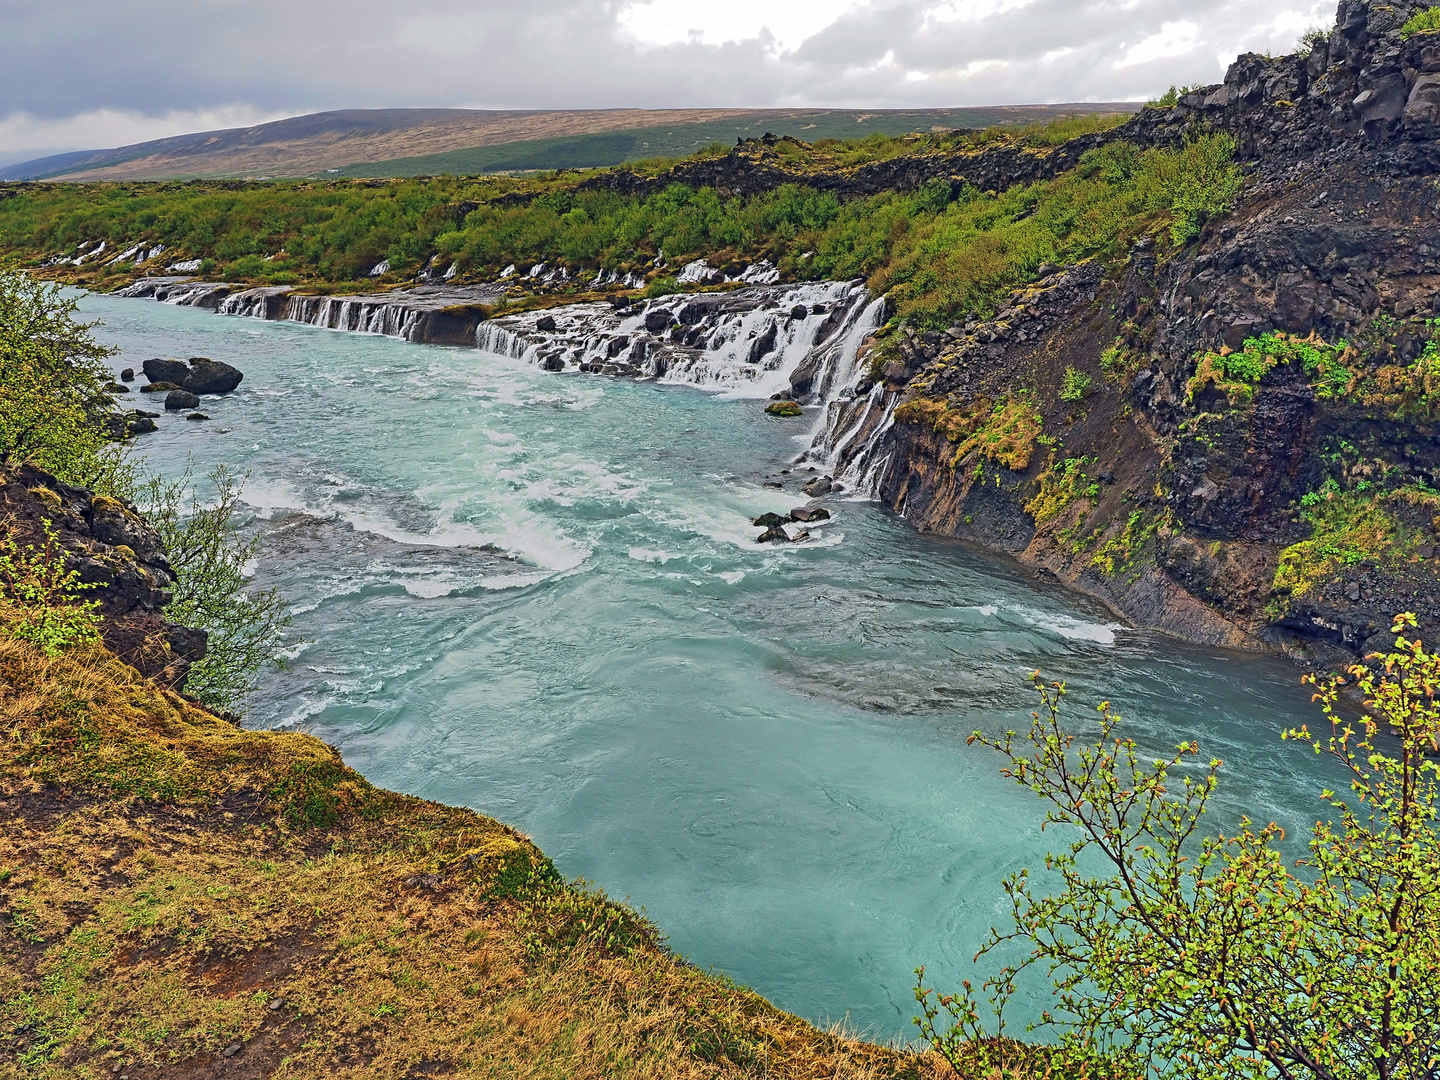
[0,613,937,1078]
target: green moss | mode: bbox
[1273,484,1422,601]
[1091,510,1151,574]
[896,392,1044,472]
[764,400,803,417]
[1026,455,1098,525]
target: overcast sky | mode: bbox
[0,0,1335,163]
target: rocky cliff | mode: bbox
[825,0,1440,665]
[0,464,206,685]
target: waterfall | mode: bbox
[474,282,881,400]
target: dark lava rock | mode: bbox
[140,382,183,393]
[756,526,791,543]
[538,355,565,372]
[127,415,158,434]
[789,305,808,319]
[119,368,135,381]
[752,512,789,528]
[185,412,210,421]
[107,382,130,394]
[790,506,831,523]
[802,476,833,497]
[644,307,673,332]
[182,358,243,395]
[0,464,206,686]
[143,357,191,385]
[535,314,558,332]
[165,389,201,411]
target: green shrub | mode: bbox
[764,400,802,417]
[0,518,101,657]
[644,274,680,298]
[1059,366,1092,402]
[1401,7,1440,39]
[0,270,133,498]
[139,464,291,713]
[918,616,1440,1079]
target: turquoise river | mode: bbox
[82,291,1337,1040]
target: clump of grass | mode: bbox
[1187,331,1357,406]
[765,400,803,417]
[1059,366,1092,402]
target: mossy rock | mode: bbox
[28,486,62,510]
[90,494,127,514]
[765,401,803,417]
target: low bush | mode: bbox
[1401,7,1440,39]
[0,518,100,656]
[919,615,1440,1080]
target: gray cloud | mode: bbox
[0,0,1334,154]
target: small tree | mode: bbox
[0,269,132,498]
[917,613,1440,1080]
[139,464,290,713]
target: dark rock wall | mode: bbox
[0,465,206,686]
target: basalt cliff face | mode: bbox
[825,0,1440,664]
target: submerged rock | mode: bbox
[185,412,210,421]
[756,526,791,543]
[801,476,833,497]
[140,381,183,393]
[752,512,789,528]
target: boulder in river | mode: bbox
[535,314,558,332]
[140,381,183,393]
[765,401,802,417]
[182,358,243,395]
[119,368,135,381]
[756,526,791,544]
[165,389,201,411]
[790,506,830,523]
[143,357,191,385]
[107,383,130,394]
[185,412,210,421]
[752,512,789,528]
[802,476,833,497]
[539,355,565,372]
[142,356,244,395]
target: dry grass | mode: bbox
[0,626,947,1079]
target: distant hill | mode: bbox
[0,105,1138,183]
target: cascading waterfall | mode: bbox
[117,272,896,491]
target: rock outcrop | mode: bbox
[821,0,1440,666]
[0,465,206,686]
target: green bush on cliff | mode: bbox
[139,464,292,713]
[1188,331,1355,405]
[0,269,133,498]
[919,617,1440,1080]
[1401,7,1440,39]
